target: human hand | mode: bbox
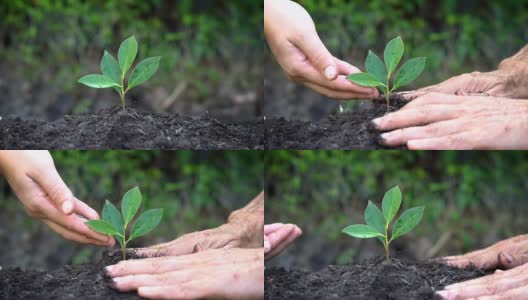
[371,93,528,149]
[264,0,378,99]
[0,150,114,246]
[264,223,302,260]
[105,248,264,300]
[436,235,528,299]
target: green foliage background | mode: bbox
[0,151,262,269]
[266,151,528,266]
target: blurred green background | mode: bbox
[265,151,528,271]
[0,0,262,121]
[0,150,263,270]
[264,0,528,120]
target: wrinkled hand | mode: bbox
[264,0,377,99]
[371,93,528,149]
[437,235,528,299]
[0,150,114,246]
[264,223,302,260]
[106,248,264,300]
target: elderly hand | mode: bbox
[371,93,528,149]
[0,150,114,246]
[264,223,302,260]
[264,0,378,99]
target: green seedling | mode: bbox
[86,187,163,260]
[342,186,424,259]
[347,36,426,111]
[78,36,161,109]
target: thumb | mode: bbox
[294,32,337,80]
[498,251,528,269]
[33,167,75,215]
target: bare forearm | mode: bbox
[497,44,528,98]
[227,191,264,247]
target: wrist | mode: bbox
[227,208,263,248]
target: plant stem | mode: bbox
[120,77,126,110]
[385,79,390,111]
[384,225,390,259]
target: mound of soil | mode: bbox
[0,249,142,299]
[265,257,487,300]
[0,107,263,149]
[264,95,406,150]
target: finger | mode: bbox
[379,119,466,146]
[444,248,500,270]
[297,63,377,95]
[266,225,302,259]
[135,233,197,257]
[334,58,361,75]
[31,164,75,215]
[111,271,193,292]
[498,251,528,269]
[402,92,470,109]
[73,198,99,220]
[106,256,192,277]
[264,235,271,253]
[293,31,337,80]
[371,105,461,131]
[43,220,111,246]
[138,283,208,300]
[264,223,285,235]
[477,285,528,300]
[407,132,481,150]
[304,81,375,100]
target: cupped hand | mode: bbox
[106,248,264,300]
[371,93,528,149]
[0,150,114,246]
[435,235,528,299]
[264,223,302,260]
[264,0,378,99]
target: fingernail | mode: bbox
[435,290,449,299]
[264,240,270,252]
[377,133,391,145]
[324,66,336,80]
[62,201,73,214]
[370,118,381,129]
[502,251,513,264]
[104,266,113,276]
[108,278,118,289]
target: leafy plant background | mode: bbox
[0,151,263,269]
[264,0,528,120]
[265,151,528,271]
[0,0,262,120]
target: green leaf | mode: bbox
[365,51,387,84]
[391,206,424,241]
[365,201,386,235]
[384,36,404,75]
[127,56,161,90]
[121,187,142,225]
[342,224,384,238]
[78,74,120,88]
[382,186,402,224]
[118,36,138,75]
[347,72,384,87]
[102,200,124,233]
[393,57,426,91]
[85,220,120,236]
[100,51,122,85]
[130,209,163,240]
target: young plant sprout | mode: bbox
[347,36,426,111]
[78,36,161,109]
[342,186,424,259]
[85,187,163,260]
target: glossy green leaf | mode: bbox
[85,220,120,236]
[121,186,142,225]
[102,200,124,233]
[78,74,120,88]
[384,36,404,75]
[365,201,386,235]
[118,36,138,75]
[100,51,122,85]
[127,56,161,90]
[391,206,424,241]
[347,72,384,87]
[365,51,387,84]
[382,186,402,224]
[130,209,163,240]
[342,224,384,238]
[393,57,426,91]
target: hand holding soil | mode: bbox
[437,235,528,299]
[264,0,378,100]
[0,150,114,246]
[264,223,302,259]
[372,93,528,149]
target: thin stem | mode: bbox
[385,78,390,111]
[120,76,126,110]
[384,224,390,259]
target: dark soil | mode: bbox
[0,107,263,149]
[264,95,406,149]
[265,257,488,300]
[0,249,142,300]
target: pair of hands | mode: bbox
[438,234,528,299]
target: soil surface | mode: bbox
[265,257,488,300]
[0,107,263,149]
[265,95,406,150]
[0,249,142,300]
